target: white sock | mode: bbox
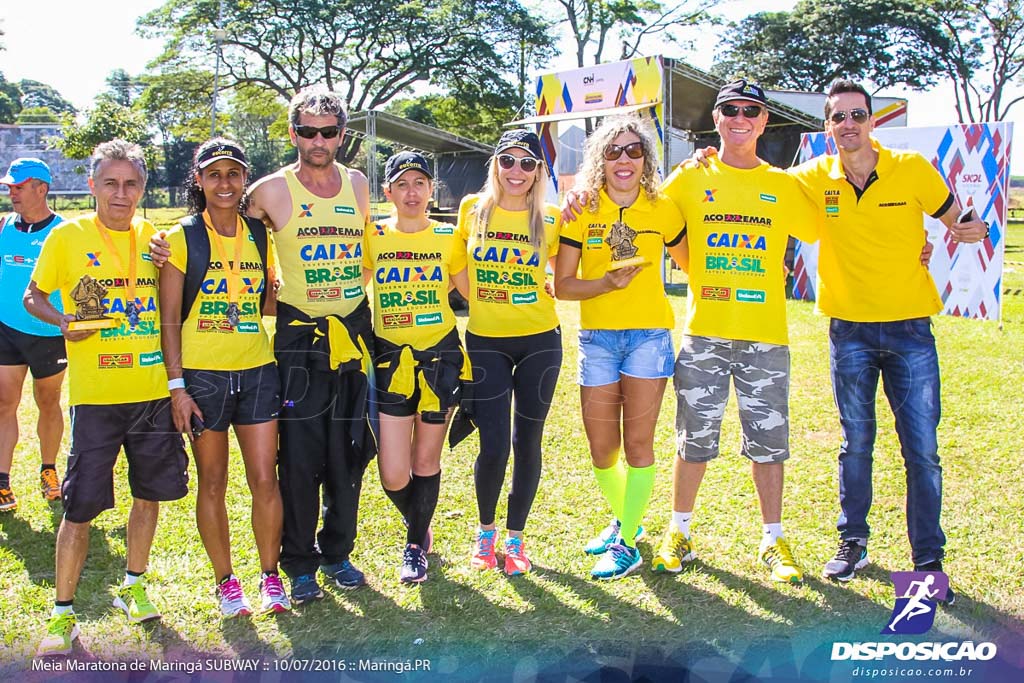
[762,523,784,548]
[123,572,142,587]
[52,604,74,616]
[672,511,693,538]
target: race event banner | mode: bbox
[792,123,1011,321]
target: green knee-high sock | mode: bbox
[620,464,656,548]
[592,459,627,520]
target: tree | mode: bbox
[0,72,22,123]
[15,106,60,125]
[50,99,152,161]
[712,0,950,93]
[388,93,518,144]
[104,69,145,107]
[552,0,719,68]
[138,0,554,161]
[227,84,291,180]
[19,80,77,115]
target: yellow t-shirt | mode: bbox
[274,164,366,317]
[559,189,683,330]
[789,139,954,322]
[164,220,274,371]
[458,195,560,337]
[362,219,467,348]
[662,158,819,346]
[31,213,166,406]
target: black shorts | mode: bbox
[64,398,189,523]
[182,363,281,432]
[374,383,452,423]
[0,320,67,379]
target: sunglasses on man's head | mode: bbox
[603,142,645,161]
[829,108,870,124]
[496,154,539,172]
[718,104,764,118]
[294,124,342,139]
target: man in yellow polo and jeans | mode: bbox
[789,79,987,601]
[25,140,188,656]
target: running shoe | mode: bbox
[259,573,291,613]
[584,519,644,555]
[113,580,162,622]
[651,526,695,573]
[40,469,61,502]
[289,574,324,604]
[400,544,428,583]
[915,560,956,606]
[504,536,532,576]
[215,576,251,617]
[0,486,17,512]
[822,538,868,582]
[470,528,498,570]
[36,611,79,657]
[321,560,366,589]
[591,540,642,580]
[760,538,804,584]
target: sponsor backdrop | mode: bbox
[792,123,1012,321]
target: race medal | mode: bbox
[125,300,140,330]
[204,211,246,331]
[226,302,241,328]
[605,218,650,270]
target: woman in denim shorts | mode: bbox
[554,115,687,580]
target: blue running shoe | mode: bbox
[400,544,428,583]
[289,574,324,604]
[590,540,642,580]
[584,519,644,555]
[321,560,366,589]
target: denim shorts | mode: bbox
[577,328,675,386]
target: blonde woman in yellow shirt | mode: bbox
[555,115,687,580]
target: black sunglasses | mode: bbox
[603,142,645,161]
[496,154,539,172]
[718,104,764,118]
[294,124,342,139]
[829,108,870,124]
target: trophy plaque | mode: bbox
[605,219,650,270]
[68,275,119,331]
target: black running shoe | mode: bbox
[822,538,868,581]
[915,560,955,606]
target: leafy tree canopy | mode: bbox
[15,106,60,125]
[51,99,152,161]
[19,80,77,115]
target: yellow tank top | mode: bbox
[275,164,366,317]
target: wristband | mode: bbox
[168,378,186,391]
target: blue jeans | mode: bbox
[829,318,945,566]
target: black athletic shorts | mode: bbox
[182,362,280,432]
[64,398,189,523]
[0,320,67,379]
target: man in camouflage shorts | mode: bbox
[649,80,819,583]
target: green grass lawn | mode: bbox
[1,219,1022,679]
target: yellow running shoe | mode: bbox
[40,468,61,502]
[760,538,804,584]
[37,611,80,657]
[651,527,695,573]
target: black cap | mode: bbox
[384,151,433,183]
[714,79,768,108]
[196,142,249,170]
[495,129,542,159]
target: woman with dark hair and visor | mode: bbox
[450,130,562,575]
[363,151,470,583]
[554,115,687,580]
[159,138,289,615]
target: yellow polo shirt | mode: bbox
[559,189,683,330]
[789,139,954,321]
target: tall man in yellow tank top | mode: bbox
[245,87,375,604]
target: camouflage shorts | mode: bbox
[673,335,790,463]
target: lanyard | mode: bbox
[93,214,136,304]
[202,211,245,305]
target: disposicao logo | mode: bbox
[831,571,997,663]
